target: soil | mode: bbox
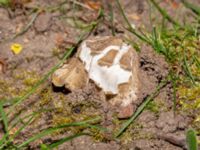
[0,0,199,150]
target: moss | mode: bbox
[50,115,74,135]
[178,83,200,110]
[23,77,38,87]
[50,97,102,135]
[160,27,200,132]
[51,113,102,136]
[119,122,153,144]
[39,87,53,106]
[90,128,109,142]
[178,76,200,133]
[12,70,40,87]
[111,114,153,143]
[52,115,73,126]
[0,78,26,99]
[52,47,63,58]
[145,101,160,113]
[0,69,41,105]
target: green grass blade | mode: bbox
[0,134,7,148]
[0,115,36,148]
[150,27,168,56]
[48,133,88,149]
[1,97,21,107]
[186,128,198,150]
[17,117,101,148]
[183,49,196,84]
[115,0,150,44]
[11,114,36,140]
[11,10,40,40]
[181,0,200,16]
[0,134,6,143]
[115,0,132,30]
[0,102,8,134]
[169,71,177,113]
[149,0,180,26]
[9,109,52,131]
[115,78,168,137]
[194,56,200,68]
[108,4,115,36]
[86,124,108,132]
[0,102,9,148]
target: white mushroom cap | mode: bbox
[79,40,132,94]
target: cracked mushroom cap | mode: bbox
[52,58,88,90]
[52,36,140,118]
[79,36,135,95]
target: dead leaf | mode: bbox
[9,127,18,135]
[165,0,179,9]
[129,13,141,21]
[84,0,102,10]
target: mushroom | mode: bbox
[52,36,140,118]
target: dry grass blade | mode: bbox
[11,9,40,40]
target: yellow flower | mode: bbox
[11,43,23,54]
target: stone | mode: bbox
[34,12,51,32]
